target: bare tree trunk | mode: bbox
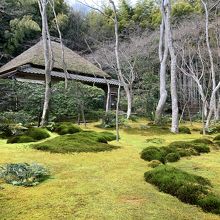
[165,0,179,133]
[109,0,132,119]
[106,82,111,113]
[50,0,68,89]
[202,0,217,121]
[155,4,168,124]
[116,83,121,142]
[38,0,53,127]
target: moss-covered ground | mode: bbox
[1,120,220,220]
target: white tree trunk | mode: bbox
[109,0,132,119]
[165,0,179,133]
[38,0,53,127]
[155,5,168,124]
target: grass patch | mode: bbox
[32,131,118,153]
[144,165,220,215]
[53,122,82,135]
[7,128,50,143]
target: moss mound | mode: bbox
[148,160,162,168]
[7,128,50,143]
[32,131,118,153]
[25,128,50,140]
[7,135,35,143]
[140,147,165,163]
[191,138,213,145]
[165,152,180,162]
[214,135,220,141]
[141,140,210,164]
[169,141,210,153]
[179,126,191,134]
[54,122,82,135]
[144,165,220,214]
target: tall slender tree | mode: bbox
[38,0,54,126]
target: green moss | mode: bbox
[25,128,50,140]
[148,160,162,168]
[32,131,119,153]
[198,194,220,214]
[165,152,180,162]
[140,147,165,163]
[214,135,220,141]
[191,139,213,145]
[54,122,82,135]
[179,126,191,134]
[7,135,35,143]
[168,141,210,154]
[7,127,50,144]
[144,165,211,204]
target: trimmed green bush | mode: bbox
[198,194,220,214]
[179,126,191,134]
[165,152,180,162]
[54,122,82,135]
[7,135,35,143]
[214,135,220,141]
[32,131,119,153]
[140,147,165,163]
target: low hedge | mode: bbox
[144,165,220,214]
[32,131,118,153]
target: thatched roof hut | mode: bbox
[0,40,119,86]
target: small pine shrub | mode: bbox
[140,147,164,163]
[179,126,191,134]
[7,135,35,143]
[165,152,180,162]
[214,135,220,141]
[54,122,82,135]
[198,194,220,214]
[0,163,49,186]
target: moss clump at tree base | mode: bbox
[32,131,118,153]
[144,165,220,214]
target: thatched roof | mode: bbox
[0,40,110,78]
